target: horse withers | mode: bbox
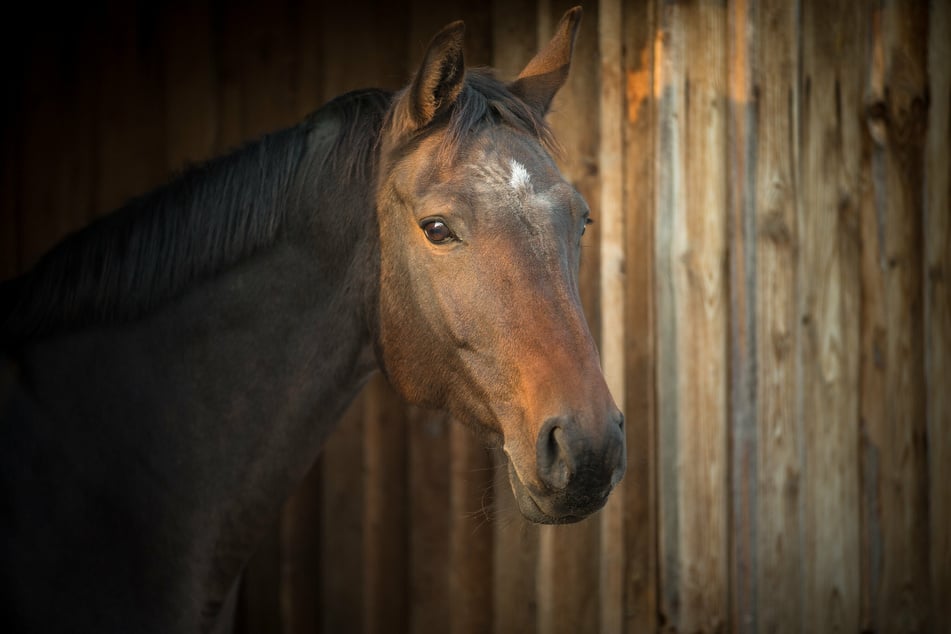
[0,7,624,632]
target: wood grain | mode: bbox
[752,2,803,632]
[925,2,951,631]
[861,2,930,631]
[727,0,757,630]
[655,1,730,631]
[798,1,864,631]
[620,1,657,632]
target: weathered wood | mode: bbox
[363,377,409,634]
[597,0,624,631]
[93,4,166,216]
[655,1,730,630]
[620,0,657,632]
[407,407,451,634]
[161,1,217,171]
[491,458,540,634]
[798,1,864,631]
[537,2,603,633]
[278,462,323,634]
[449,426,494,634]
[925,2,951,632]
[0,76,21,278]
[751,2,802,632]
[727,0,757,630]
[861,2,930,631]
[320,398,367,634]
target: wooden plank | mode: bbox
[161,0,217,171]
[537,1,603,633]
[448,425,493,634]
[798,1,864,631]
[491,454,540,634]
[751,2,803,633]
[860,2,930,631]
[490,4,541,633]
[654,1,730,630]
[407,407,451,634]
[363,376,409,634]
[279,461,323,634]
[620,0,657,632]
[597,0,624,631]
[925,2,950,632]
[0,74,21,278]
[320,398,367,634]
[727,0,757,630]
[19,19,98,266]
[93,3,166,216]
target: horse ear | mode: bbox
[509,6,582,115]
[405,20,466,130]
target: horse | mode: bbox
[0,7,625,632]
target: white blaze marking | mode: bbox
[509,160,532,192]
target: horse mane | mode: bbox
[1,70,552,346]
[1,89,391,346]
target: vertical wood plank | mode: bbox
[925,2,950,632]
[751,1,803,633]
[620,0,657,632]
[94,3,166,216]
[0,60,22,278]
[364,377,410,634]
[924,2,951,632]
[279,462,323,634]
[407,407,451,634]
[449,426,494,634]
[161,1,217,172]
[798,1,863,631]
[861,2,930,631]
[655,1,730,630]
[19,13,100,266]
[490,5,541,633]
[538,1,603,633]
[727,0,757,630]
[597,0,624,631]
[320,398,367,634]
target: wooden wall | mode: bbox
[1,1,947,632]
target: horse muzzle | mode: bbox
[506,410,626,524]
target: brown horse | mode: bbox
[0,7,624,632]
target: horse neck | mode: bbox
[7,119,382,621]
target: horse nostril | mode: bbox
[536,418,574,491]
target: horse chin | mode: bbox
[505,461,600,525]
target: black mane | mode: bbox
[1,70,551,346]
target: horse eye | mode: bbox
[423,220,453,244]
[582,217,594,236]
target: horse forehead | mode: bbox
[463,148,568,214]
